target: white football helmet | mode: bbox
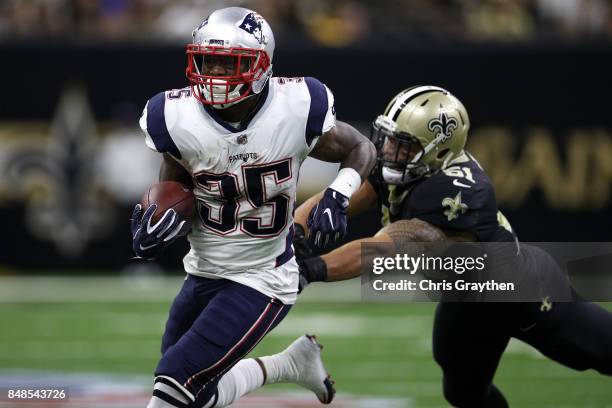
[186,7,275,109]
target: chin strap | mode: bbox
[201,80,247,109]
[201,66,272,109]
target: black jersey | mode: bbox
[368,151,572,302]
[368,151,517,243]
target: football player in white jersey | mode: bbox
[129,7,376,408]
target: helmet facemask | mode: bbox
[186,45,271,108]
[370,115,430,185]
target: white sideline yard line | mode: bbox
[0,276,363,303]
[270,313,432,338]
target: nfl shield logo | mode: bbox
[237,134,248,145]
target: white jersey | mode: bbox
[139,77,335,304]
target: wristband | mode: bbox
[301,256,328,283]
[328,167,361,199]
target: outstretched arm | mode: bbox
[299,219,449,283]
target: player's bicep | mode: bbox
[377,218,478,252]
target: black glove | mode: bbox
[297,256,328,293]
[130,204,186,260]
[307,188,349,248]
[293,223,313,260]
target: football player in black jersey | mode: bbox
[294,86,612,407]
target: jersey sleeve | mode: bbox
[303,77,336,154]
[139,91,182,160]
[406,173,491,233]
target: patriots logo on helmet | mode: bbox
[428,112,458,143]
[239,12,268,44]
[192,18,208,38]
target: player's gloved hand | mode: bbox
[130,204,186,260]
[307,188,349,248]
[297,256,328,293]
[293,223,313,260]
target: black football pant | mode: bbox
[432,301,612,407]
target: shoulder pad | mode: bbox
[304,77,335,147]
[411,169,493,211]
[406,169,495,230]
[141,91,182,159]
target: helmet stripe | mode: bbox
[386,86,446,121]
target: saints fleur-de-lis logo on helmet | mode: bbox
[428,112,458,143]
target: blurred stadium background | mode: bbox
[1,0,612,407]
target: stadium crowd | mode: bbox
[1,0,611,45]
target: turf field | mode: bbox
[0,276,611,407]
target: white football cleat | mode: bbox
[284,334,335,404]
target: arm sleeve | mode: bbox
[303,77,336,155]
[138,91,182,160]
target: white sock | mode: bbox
[213,359,265,407]
[259,350,298,384]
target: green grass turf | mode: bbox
[1,299,611,407]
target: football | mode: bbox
[140,181,196,224]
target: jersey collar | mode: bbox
[202,83,270,133]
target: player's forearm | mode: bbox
[333,121,377,180]
[321,234,394,282]
[302,219,448,284]
[338,138,377,180]
[309,121,377,185]
[299,122,376,249]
